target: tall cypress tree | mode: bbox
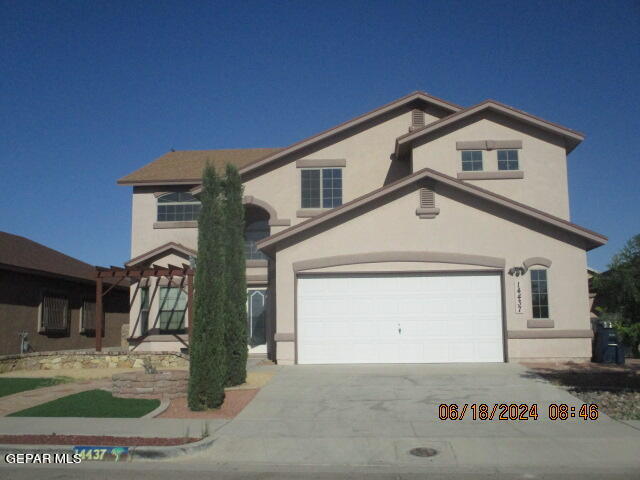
[223,163,248,386]
[188,164,227,410]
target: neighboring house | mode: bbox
[118,91,607,364]
[0,232,129,355]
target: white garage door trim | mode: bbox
[296,272,505,364]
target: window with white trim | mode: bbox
[461,150,483,171]
[301,168,342,208]
[158,286,187,332]
[157,192,201,222]
[498,149,519,170]
[530,269,549,319]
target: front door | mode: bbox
[247,288,267,354]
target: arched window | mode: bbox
[157,192,201,222]
[245,206,270,260]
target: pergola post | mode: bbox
[95,276,103,352]
[186,272,194,344]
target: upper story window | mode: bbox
[530,269,549,319]
[498,150,519,170]
[301,168,342,208]
[245,206,270,260]
[157,192,201,222]
[461,151,483,171]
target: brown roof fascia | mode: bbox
[257,167,606,252]
[125,242,198,267]
[395,100,585,157]
[0,263,128,288]
[118,179,202,186]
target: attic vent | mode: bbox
[416,187,439,219]
[409,109,425,132]
[420,188,435,208]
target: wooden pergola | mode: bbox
[94,264,194,352]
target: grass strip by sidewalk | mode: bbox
[8,389,160,418]
[0,377,72,398]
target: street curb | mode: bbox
[142,398,171,419]
[131,435,215,460]
[0,435,215,462]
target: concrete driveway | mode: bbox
[198,363,640,473]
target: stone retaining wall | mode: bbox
[112,370,188,399]
[0,351,189,373]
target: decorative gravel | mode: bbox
[569,389,640,420]
[158,388,259,419]
[523,360,640,421]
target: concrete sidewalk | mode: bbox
[0,417,228,439]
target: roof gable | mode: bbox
[257,167,606,252]
[395,100,585,157]
[117,91,461,186]
[125,242,197,267]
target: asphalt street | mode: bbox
[1,461,639,480]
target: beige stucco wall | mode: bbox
[242,109,420,225]
[273,182,591,364]
[411,112,571,219]
[131,109,422,260]
[131,187,198,258]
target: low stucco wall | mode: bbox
[112,370,188,399]
[0,351,189,373]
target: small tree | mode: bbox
[593,234,640,357]
[188,164,227,410]
[223,163,248,386]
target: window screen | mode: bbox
[531,269,549,319]
[158,287,187,332]
[461,150,483,171]
[498,150,519,170]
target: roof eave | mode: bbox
[116,179,202,186]
[394,101,585,158]
[257,167,607,253]
[237,92,461,177]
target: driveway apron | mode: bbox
[199,363,640,470]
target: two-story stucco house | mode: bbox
[117,91,606,365]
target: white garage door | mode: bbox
[297,273,504,364]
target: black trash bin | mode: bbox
[593,322,625,364]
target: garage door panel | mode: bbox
[297,273,504,364]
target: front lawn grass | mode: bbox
[0,377,72,398]
[8,389,160,418]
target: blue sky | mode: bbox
[1,0,638,271]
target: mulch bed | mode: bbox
[158,388,259,419]
[523,359,640,420]
[0,434,200,446]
